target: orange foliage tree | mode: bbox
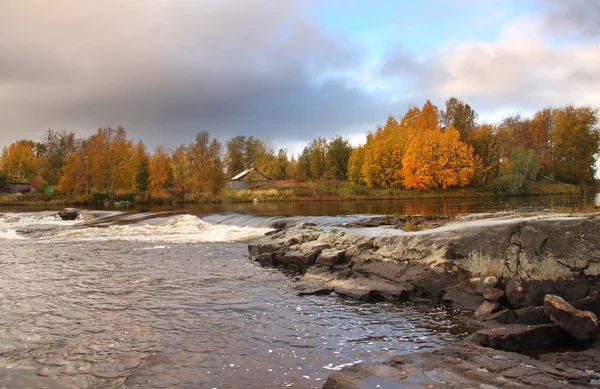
[0,139,41,183]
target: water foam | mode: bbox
[0,212,82,240]
[45,214,272,243]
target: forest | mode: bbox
[0,98,598,203]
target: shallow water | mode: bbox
[0,212,469,388]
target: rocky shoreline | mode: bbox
[247,213,600,388]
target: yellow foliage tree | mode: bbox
[0,139,41,182]
[148,146,171,197]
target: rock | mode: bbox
[483,287,505,302]
[58,208,79,221]
[544,294,599,341]
[506,278,590,308]
[572,290,600,316]
[474,300,503,317]
[323,343,593,389]
[297,288,334,296]
[314,249,345,268]
[276,251,320,274]
[480,306,553,325]
[469,323,573,351]
[441,280,485,310]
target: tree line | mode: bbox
[0,97,598,199]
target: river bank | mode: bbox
[247,211,600,388]
[0,181,589,208]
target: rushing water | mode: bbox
[0,211,470,389]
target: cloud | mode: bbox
[379,12,600,121]
[0,0,394,151]
[539,0,600,39]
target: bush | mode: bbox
[492,174,526,196]
[116,193,136,203]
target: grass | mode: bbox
[0,180,594,206]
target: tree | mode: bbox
[0,139,41,182]
[441,97,478,141]
[132,141,150,192]
[206,139,226,194]
[36,129,77,185]
[169,145,192,200]
[148,146,171,197]
[58,139,94,195]
[307,137,328,180]
[90,127,135,199]
[492,147,540,196]
[326,136,353,180]
[551,105,599,184]
[188,131,210,193]
[469,124,509,186]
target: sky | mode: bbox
[0,0,599,154]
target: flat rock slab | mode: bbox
[323,343,593,389]
[544,294,599,341]
[469,323,573,351]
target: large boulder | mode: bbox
[544,294,598,341]
[58,208,79,221]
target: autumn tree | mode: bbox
[90,127,136,199]
[58,138,95,195]
[188,131,210,193]
[468,124,510,186]
[205,139,226,194]
[550,105,599,184]
[36,129,77,185]
[0,139,41,183]
[441,97,477,141]
[402,126,475,190]
[148,146,171,197]
[132,141,150,192]
[169,145,192,199]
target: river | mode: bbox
[0,194,596,388]
[0,210,471,389]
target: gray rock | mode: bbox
[323,343,592,389]
[544,294,599,341]
[469,323,573,351]
[58,208,79,221]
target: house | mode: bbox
[10,182,33,194]
[227,168,271,190]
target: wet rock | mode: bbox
[276,251,320,274]
[544,294,599,341]
[323,343,593,389]
[297,288,334,296]
[469,323,573,351]
[474,300,503,318]
[483,287,505,302]
[58,208,79,220]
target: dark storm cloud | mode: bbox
[0,0,395,150]
[539,0,600,38]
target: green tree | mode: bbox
[326,135,353,180]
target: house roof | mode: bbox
[230,167,271,181]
